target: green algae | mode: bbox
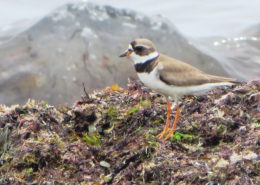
[82,133,101,146]
[22,153,37,164]
[106,106,118,118]
[128,107,139,114]
[171,132,198,143]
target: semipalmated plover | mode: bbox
[120,38,236,141]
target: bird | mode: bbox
[119,38,236,141]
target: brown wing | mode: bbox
[158,54,235,86]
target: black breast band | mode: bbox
[134,55,159,73]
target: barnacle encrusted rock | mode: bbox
[0,79,259,184]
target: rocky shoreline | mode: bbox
[0,79,259,184]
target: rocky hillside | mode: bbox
[0,79,259,184]
[0,2,229,106]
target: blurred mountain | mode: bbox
[0,2,231,106]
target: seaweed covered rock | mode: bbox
[0,79,259,184]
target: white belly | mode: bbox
[137,67,231,99]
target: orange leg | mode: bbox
[163,106,181,141]
[157,102,172,139]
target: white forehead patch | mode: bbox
[128,44,133,50]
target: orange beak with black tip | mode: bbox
[119,49,132,57]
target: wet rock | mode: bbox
[100,161,111,168]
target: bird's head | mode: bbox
[120,38,159,64]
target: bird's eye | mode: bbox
[135,46,144,52]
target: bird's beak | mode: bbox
[119,49,132,57]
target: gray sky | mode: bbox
[1,0,260,38]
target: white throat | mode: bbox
[130,51,159,64]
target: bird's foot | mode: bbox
[163,130,174,141]
[157,102,172,139]
[157,129,167,139]
[161,106,181,141]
